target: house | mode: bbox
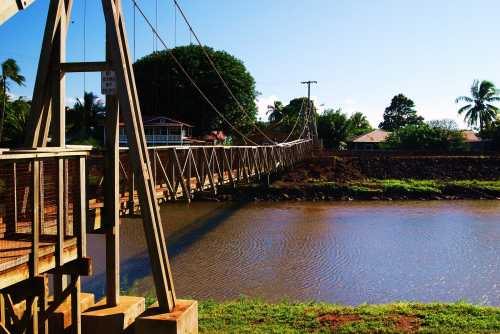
[106,115,193,146]
[349,129,391,150]
[349,129,484,151]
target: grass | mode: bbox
[216,179,500,200]
[196,299,500,334]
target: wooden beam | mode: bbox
[60,61,112,73]
[102,0,176,311]
[49,258,92,276]
[104,31,121,305]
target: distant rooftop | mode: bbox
[461,130,481,143]
[351,129,391,143]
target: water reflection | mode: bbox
[85,201,500,305]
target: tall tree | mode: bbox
[67,92,105,141]
[317,108,351,149]
[348,111,372,137]
[134,45,258,137]
[267,101,285,123]
[0,59,25,142]
[379,94,423,131]
[3,97,31,146]
[455,80,500,132]
[282,97,315,130]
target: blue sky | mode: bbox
[1,0,500,128]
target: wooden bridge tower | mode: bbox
[0,0,183,332]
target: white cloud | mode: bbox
[66,96,81,107]
[344,98,355,105]
[310,96,326,114]
[256,95,279,122]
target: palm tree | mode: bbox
[455,80,500,132]
[0,59,25,143]
[68,92,105,140]
[267,101,284,123]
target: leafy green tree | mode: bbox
[481,117,500,150]
[317,108,351,149]
[348,111,372,137]
[0,59,25,143]
[455,80,500,132]
[2,97,30,146]
[427,119,459,131]
[267,101,285,123]
[133,45,258,137]
[379,94,424,131]
[385,123,467,151]
[317,110,372,149]
[279,97,317,131]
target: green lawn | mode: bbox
[198,299,500,333]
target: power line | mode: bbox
[171,0,277,144]
[131,0,257,145]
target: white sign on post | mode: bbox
[101,71,116,95]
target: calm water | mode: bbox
[85,201,500,305]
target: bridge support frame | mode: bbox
[23,0,177,331]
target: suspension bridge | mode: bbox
[0,1,318,333]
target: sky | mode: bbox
[1,0,500,129]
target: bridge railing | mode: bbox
[87,140,312,211]
[0,146,90,288]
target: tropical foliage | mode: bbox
[456,80,500,132]
[134,45,258,137]
[379,94,424,131]
[427,119,459,131]
[66,92,105,144]
[4,98,30,146]
[317,109,372,149]
[385,123,466,151]
[266,101,285,123]
[1,58,25,143]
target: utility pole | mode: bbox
[301,81,318,144]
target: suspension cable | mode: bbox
[131,0,257,145]
[281,97,306,143]
[171,0,277,144]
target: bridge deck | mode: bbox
[0,236,77,290]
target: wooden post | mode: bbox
[70,274,81,334]
[102,0,176,311]
[202,148,216,195]
[104,20,121,307]
[31,160,40,278]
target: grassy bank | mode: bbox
[211,179,500,201]
[198,299,500,333]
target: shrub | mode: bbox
[385,124,468,151]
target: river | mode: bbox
[84,200,500,305]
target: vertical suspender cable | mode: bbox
[130,0,258,145]
[174,3,177,47]
[133,1,136,61]
[171,0,277,144]
[155,0,158,51]
[83,0,87,93]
